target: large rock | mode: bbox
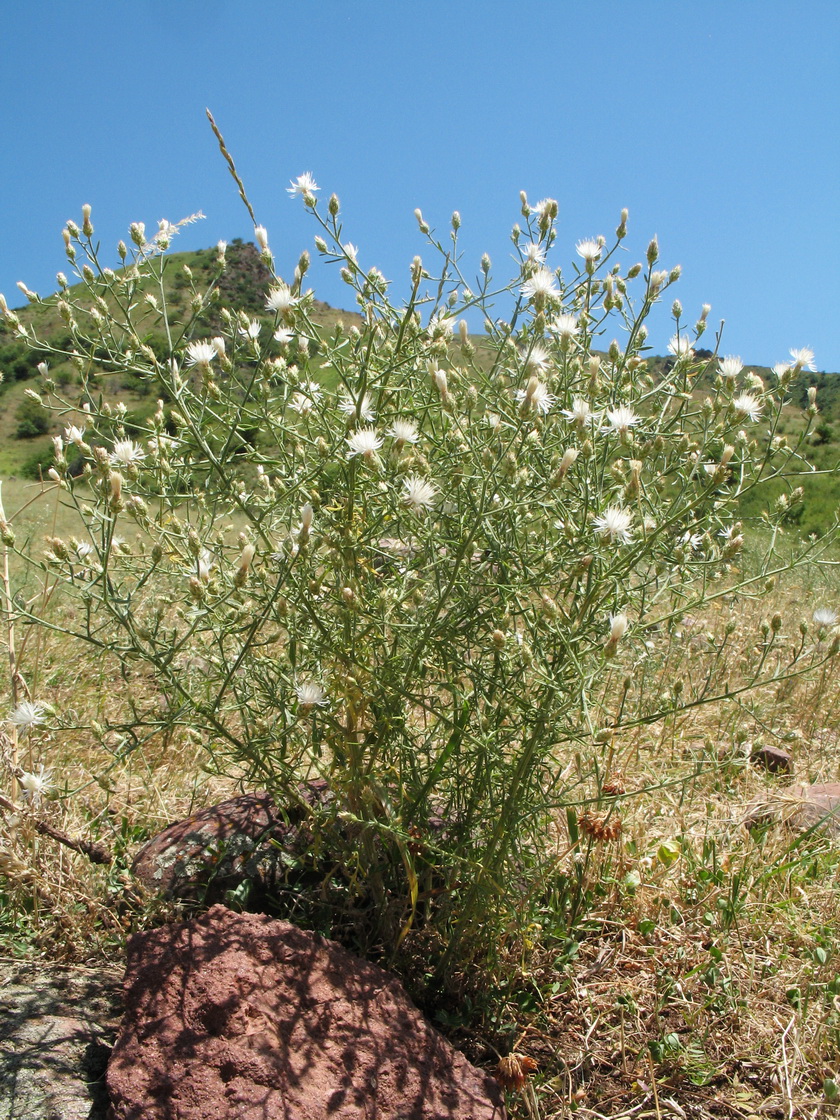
[790,782,840,836]
[107,904,505,1120]
[745,782,840,837]
[131,787,328,903]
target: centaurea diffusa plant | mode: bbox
[2,121,838,978]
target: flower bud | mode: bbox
[556,447,579,481]
[328,194,340,217]
[646,236,659,265]
[82,203,93,237]
[254,226,269,251]
[414,208,429,234]
[234,543,256,587]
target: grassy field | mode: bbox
[2,245,840,1119]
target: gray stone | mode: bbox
[0,961,122,1120]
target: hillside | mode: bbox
[1,242,838,534]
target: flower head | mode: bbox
[266,284,297,314]
[608,613,629,643]
[521,268,560,302]
[813,607,838,628]
[515,379,556,415]
[790,347,815,371]
[64,424,86,445]
[522,344,550,372]
[238,318,261,340]
[388,419,420,444]
[287,172,319,198]
[274,327,294,345]
[719,355,743,380]
[8,700,48,733]
[667,335,693,358]
[185,341,217,369]
[402,475,438,513]
[522,241,546,265]
[296,681,328,709]
[605,406,640,435]
[562,398,594,426]
[18,764,53,804]
[550,313,579,339]
[575,239,602,263]
[110,439,145,467]
[346,428,383,459]
[593,506,634,545]
[733,393,763,422]
[338,391,375,423]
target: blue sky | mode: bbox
[1,1,838,369]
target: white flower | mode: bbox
[515,379,556,415]
[274,327,295,346]
[300,380,323,401]
[185,341,217,368]
[402,475,438,513]
[9,700,48,733]
[343,243,359,263]
[287,172,319,197]
[593,506,634,545]
[550,313,579,339]
[530,198,557,218]
[266,284,296,313]
[289,393,312,414]
[562,399,594,426]
[254,226,269,250]
[110,439,145,466]
[790,347,815,371]
[608,613,629,643]
[522,344,550,372]
[813,607,838,628]
[719,355,743,380]
[197,549,213,582]
[522,241,546,264]
[668,335,693,358]
[19,764,53,804]
[64,424,86,444]
[296,681,328,708]
[338,391,375,423]
[238,319,261,340]
[346,428,383,459]
[521,268,560,302]
[733,393,763,422]
[575,239,602,263]
[388,419,419,444]
[772,362,791,378]
[428,311,455,337]
[605,406,640,435]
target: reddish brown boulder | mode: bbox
[106,904,505,1120]
[750,744,792,775]
[131,786,329,903]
